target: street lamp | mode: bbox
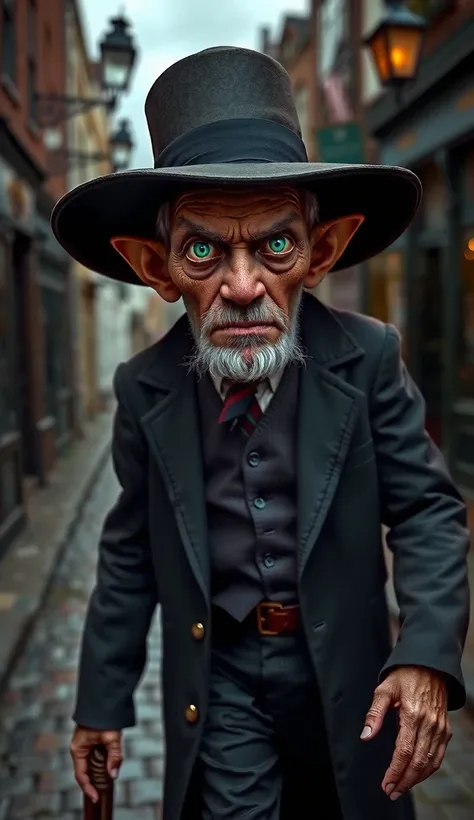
[109,119,134,171]
[364,0,426,95]
[35,13,137,128]
[99,16,137,95]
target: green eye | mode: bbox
[267,236,291,254]
[189,241,212,259]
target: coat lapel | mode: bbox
[138,316,210,605]
[297,295,365,578]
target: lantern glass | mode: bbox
[99,16,136,93]
[386,25,424,80]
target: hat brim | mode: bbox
[51,162,421,284]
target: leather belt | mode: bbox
[256,602,301,635]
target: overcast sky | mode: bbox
[80,0,308,168]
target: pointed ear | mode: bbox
[110,236,181,302]
[303,215,365,289]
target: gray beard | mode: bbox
[185,293,306,383]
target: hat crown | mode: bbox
[144,46,302,163]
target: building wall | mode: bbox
[0,0,73,555]
[65,0,113,421]
[0,0,67,201]
[363,0,474,493]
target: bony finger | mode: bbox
[426,743,447,775]
[73,759,99,804]
[382,738,415,793]
[103,732,122,779]
[85,785,100,804]
[362,690,392,740]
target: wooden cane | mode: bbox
[83,744,114,820]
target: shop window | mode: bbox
[367,251,406,347]
[458,231,474,399]
[1,0,16,83]
[0,450,21,519]
[0,242,16,436]
[40,276,69,439]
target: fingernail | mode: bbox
[390,791,402,801]
[111,769,118,779]
[385,783,395,796]
[360,726,372,739]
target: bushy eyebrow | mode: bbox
[174,212,301,244]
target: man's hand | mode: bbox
[70,725,123,803]
[361,665,451,801]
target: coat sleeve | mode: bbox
[73,364,158,730]
[372,325,470,710]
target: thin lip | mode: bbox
[213,321,279,331]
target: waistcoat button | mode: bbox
[248,451,260,467]
[191,622,205,640]
[254,497,266,509]
[185,704,199,723]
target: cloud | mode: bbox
[81,0,308,167]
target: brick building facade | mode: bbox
[0,0,73,557]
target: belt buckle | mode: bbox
[257,601,283,636]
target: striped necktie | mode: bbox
[218,382,263,437]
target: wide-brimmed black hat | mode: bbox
[51,46,422,284]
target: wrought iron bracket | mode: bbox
[64,150,111,165]
[34,92,116,127]
[45,149,112,179]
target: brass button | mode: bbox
[185,704,199,724]
[191,622,205,640]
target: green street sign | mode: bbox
[316,123,365,165]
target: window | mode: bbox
[1,0,16,82]
[294,85,310,150]
[40,274,69,438]
[0,241,16,436]
[458,231,474,399]
[26,0,37,123]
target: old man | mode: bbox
[52,46,470,820]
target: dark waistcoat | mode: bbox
[197,365,300,621]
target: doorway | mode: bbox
[12,232,35,476]
[416,246,443,447]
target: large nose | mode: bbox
[220,248,266,306]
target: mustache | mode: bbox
[201,301,288,336]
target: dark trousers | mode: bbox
[197,610,342,819]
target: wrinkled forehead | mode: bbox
[171,186,305,222]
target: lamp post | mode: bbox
[364,0,426,101]
[35,14,137,128]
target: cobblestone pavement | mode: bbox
[0,459,473,819]
[0,461,163,820]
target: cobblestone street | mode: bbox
[0,462,163,820]
[0,460,473,819]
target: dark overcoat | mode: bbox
[74,293,470,820]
